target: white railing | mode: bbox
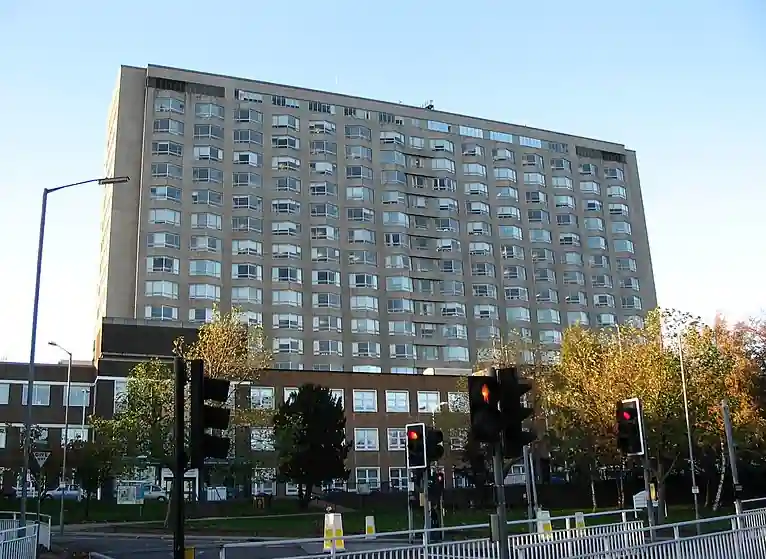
[218,508,641,559]
[0,523,39,559]
[217,506,766,559]
[0,512,51,549]
[512,511,766,558]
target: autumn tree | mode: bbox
[91,308,272,519]
[538,308,766,519]
[273,384,350,509]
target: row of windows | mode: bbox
[156,94,604,163]
[151,157,619,187]
[147,211,636,252]
[248,426,467,453]
[0,426,90,449]
[0,383,90,407]
[146,302,643,333]
[152,170,628,206]
[152,185,630,216]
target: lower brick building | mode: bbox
[0,318,475,495]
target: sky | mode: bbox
[0,0,764,364]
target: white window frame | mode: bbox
[352,389,377,412]
[387,428,406,451]
[385,390,409,413]
[250,387,275,409]
[355,467,380,490]
[417,391,441,413]
[389,467,408,491]
[354,428,379,451]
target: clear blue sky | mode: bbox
[0,0,764,364]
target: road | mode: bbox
[57,533,418,558]
[55,534,308,559]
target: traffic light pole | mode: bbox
[492,442,510,559]
[422,467,430,548]
[639,401,655,543]
[172,357,186,559]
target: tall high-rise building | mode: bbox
[98,64,656,372]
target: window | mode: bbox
[417,391,441,413]
[353,390,378,412]
[313,340,343,356]
[0,383,8,405]
[144,305,178,321]
[354,428,379,451]
[355,468,380,490]
[387,428,407,451]
[448,392,468,413]
[62,385,90,407]
[22,384,51,406]
[252,468,277,496]
[251,428,274,451]
[251,387,274,409]
[389,467,408,491]
[386,390,409,412]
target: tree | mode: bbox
[272,384,350,509]
[91,308,273,523]
[68,435,121,519]
[537,308,766,519]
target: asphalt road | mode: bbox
[57,534,420,559]
[56,534,308,559]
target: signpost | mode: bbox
[33,451,50,469]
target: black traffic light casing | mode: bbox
[616,398,645,456]
[189,359,232,469]
[406,423,427,470]
[467,375,503,443]
[498,367,537,459]
[426,427,445,462]
[428,469,445,500]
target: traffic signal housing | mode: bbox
[426,427,445,462]
[429,470,445,500]
[189,359,232,469]
[467,374,503,443]
[616,398,645,456]
[406,423,427,470]
[498,367,536,459]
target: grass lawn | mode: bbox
[110,505,716,539]
[0,497,308,525]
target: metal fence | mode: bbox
[216,506,766,559]
[0,523,39,559]
[218,508,642,559]
[0,511,52,549]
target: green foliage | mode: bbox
[272,384,350,508]
[92,309,274,469]
[91,359,176,467]
[68,437,121,493]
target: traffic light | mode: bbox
[429,470,445,500]
[189,359,232,469]
[467,374,503,443]
[498,367,536,459]
[616,398,645,456]
[406,423,427,470]
[426,427,444,462]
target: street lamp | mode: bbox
[678,334,701,533]
[48,341,72,537]
[21,176,130,525]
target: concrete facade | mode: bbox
[97,64,657,373]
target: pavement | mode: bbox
[56,533,415,559]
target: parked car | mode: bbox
[44,484,82,501]
[142,484,168,502]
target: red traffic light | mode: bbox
[481,384,491,403]
[622,411,633,421]
[408,430,419,441]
